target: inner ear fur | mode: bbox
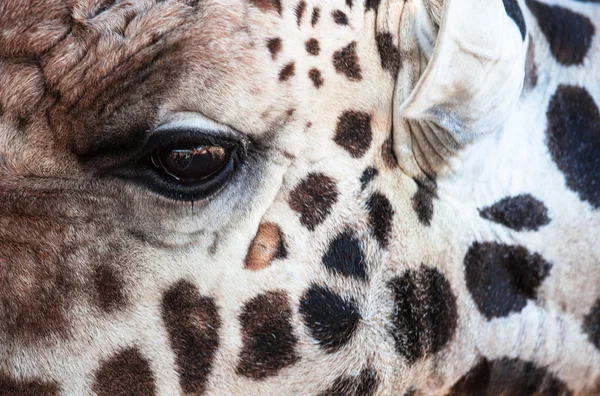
[393,0,526,179]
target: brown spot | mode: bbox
[332,10,349,25]
[381,137,397,168]
[279,62,296,82]
[305,38,320,55]
[162,280,221,394]
[526,0,594,66]
[299,284,361,352]
[317,368,379,396]
[333,42,362,81]
[93,264,126,313]
[524,35,538,91]
[546,85,600,208]
[334,111,372,158]
[249,0,282,14]
[376,32,400,75]
[447,357,572,395]
[93,347,156,396]
[365,0,381,12]
[479,194,550,231]
[287,108,295,117]
[388,266,458,363]
[367,192,394,248]
[245,222,287,271]
[583,297,600,352]
[346,0,353,8]
[267,37,282,60]
[465,242,551,319]
[289,173,339,231]
[236,291,300,379]
[309,68,324,88]
[0,374,59,396]
[411,177,438,226]
[360,167,378,190]
[296,1,307,26]
[311,8,321,26]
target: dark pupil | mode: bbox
[156,145,228,182]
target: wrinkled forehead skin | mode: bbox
[0,0,403,230]
[0,0,399,168]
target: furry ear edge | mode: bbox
[393,0,527,179]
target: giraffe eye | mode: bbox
[150,145,231,183]
[112,115,248,201]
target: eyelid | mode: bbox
[145,114,249,156]
[154,112,236,137]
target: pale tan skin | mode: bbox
[0,0,599,395]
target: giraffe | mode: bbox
[0,0,599,394]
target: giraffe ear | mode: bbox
[393,0,527,179]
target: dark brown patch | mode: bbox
[296,1,307,26]
[93,264,126,313]
[366,192,394,248]
[447,357,573,396]
[244,222,287,271]
[479,194,551,231]
[524,36,538,91]
[332,10,349,25]
[305,38,320,55]
[289,173,339,231]
[161,280,221,394]
[583,297,600,352]
[333,42,362,81]
[546,85,600,208]
[381,137,397,168]
[360,167,378,191]
[311,7,321,26]
[323,231,367,280]
[93,347,156,396]
[267,37,282,60]
[503,0,526,40]
[388,266,458,364]
[236,291,300,379]
[411,177,438,226]
[299,284,361,352]
[0,374,59,396]
[279,62,296,82]
[309,68,324,88]
[365,0,381,12]
[318,368,379,396]
[249,0,282,15]
[464,242,552,319]
[334,111,372,158]
[526,0,595,66]
[375,32,400,75]
[346,0,353,8]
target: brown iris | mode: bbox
[150,145,230,183]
